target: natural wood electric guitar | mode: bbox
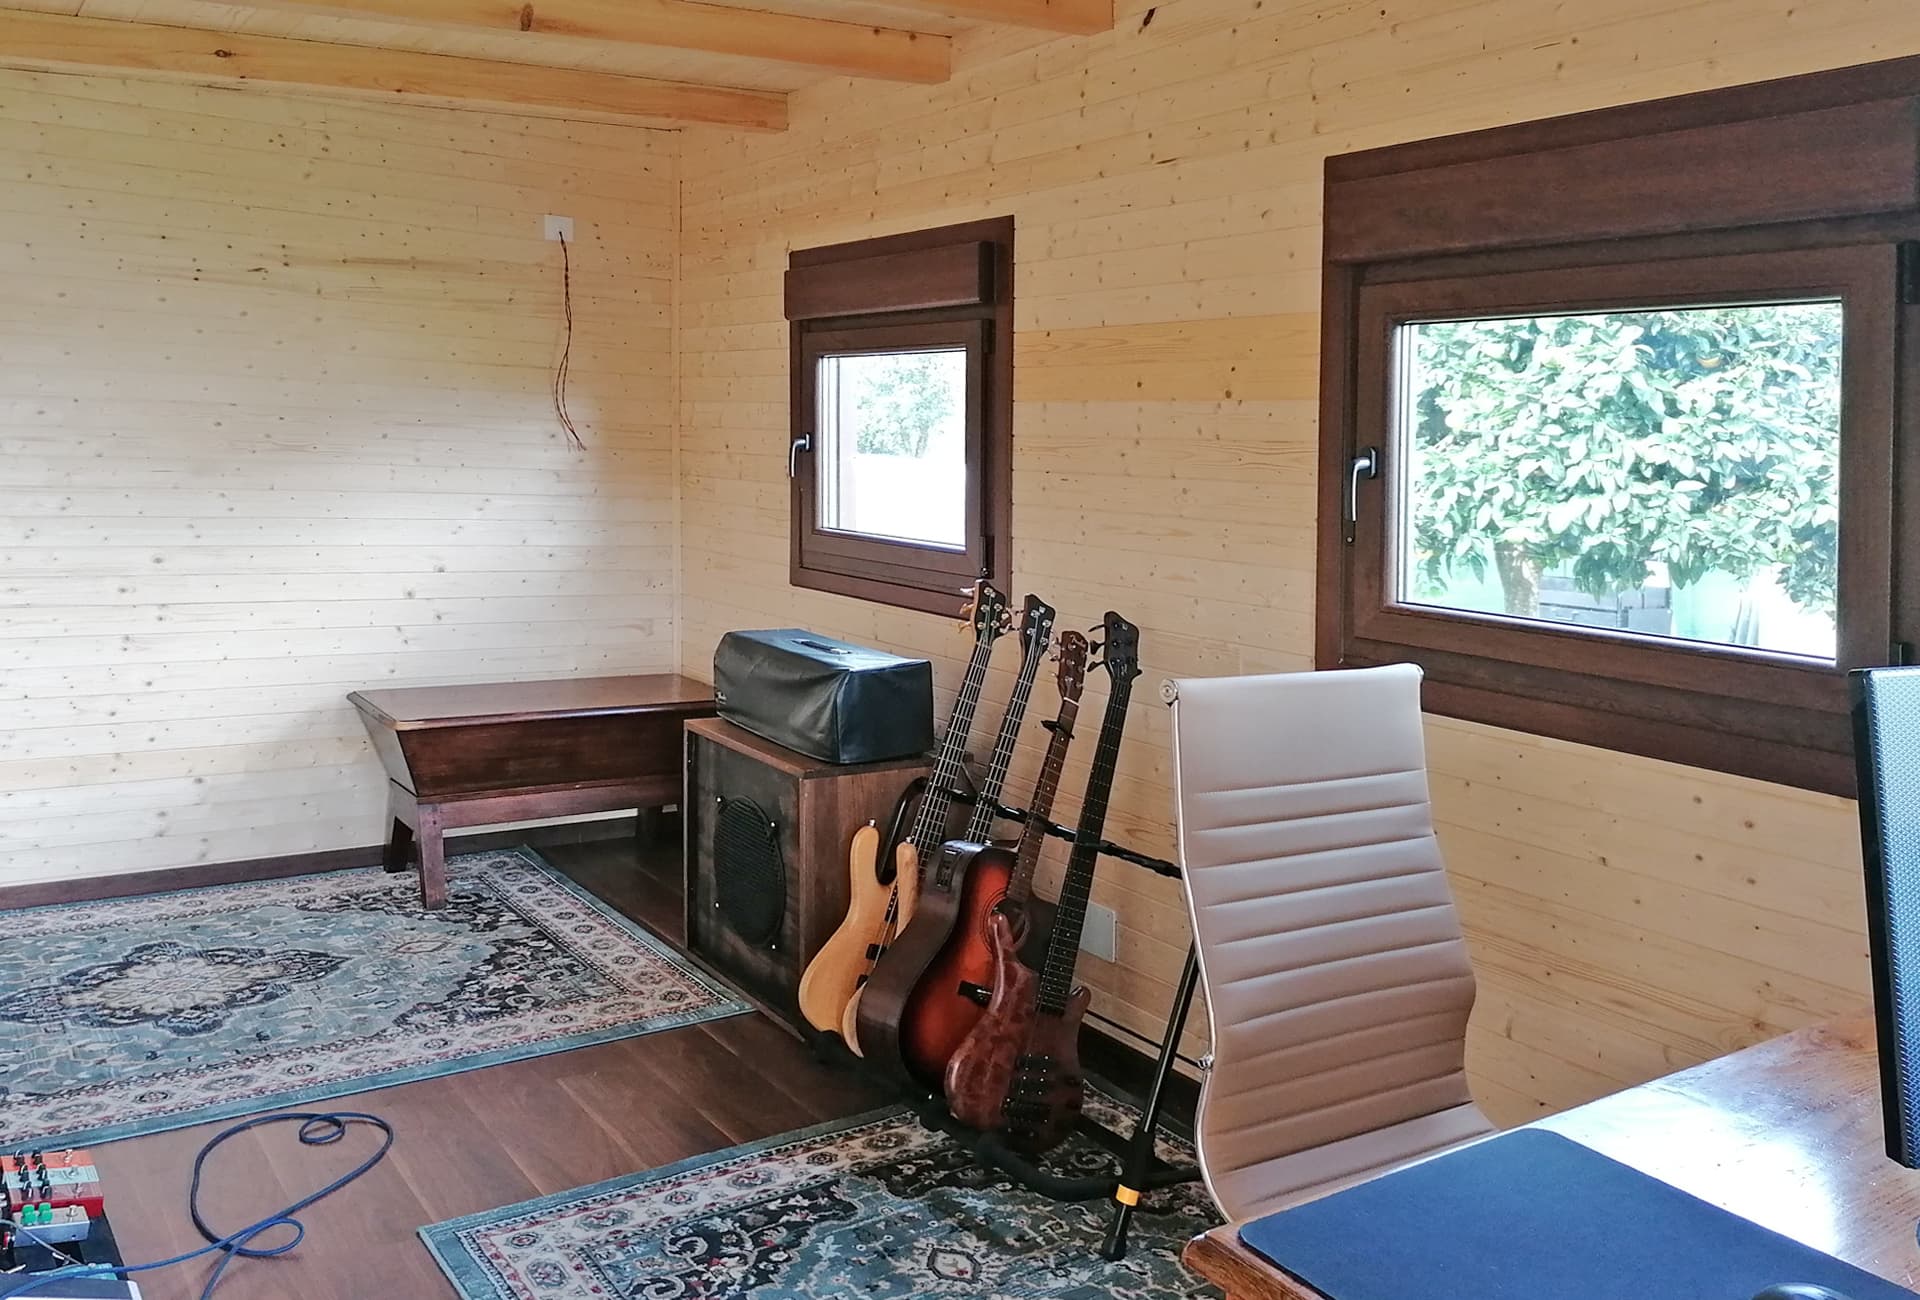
[856,595,1058,1083]
[796,583,1011,1049]
[946,612,1140,1150]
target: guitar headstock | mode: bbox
[959,581,1014,643]
[1054,631,1089,700]
[1019,594,1057,658]
[1090,612,1141,685]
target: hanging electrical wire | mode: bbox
[553,232,584,450]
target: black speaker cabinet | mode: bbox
[684,717,928,1030]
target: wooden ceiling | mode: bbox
[0,0,1112,129]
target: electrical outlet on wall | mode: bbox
[543,214,575,242]
[1080,901,1118,963]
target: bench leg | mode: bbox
[383,816,415,873]
[635,805,665,848]
[416,802,449,909]
[383,783,418,874]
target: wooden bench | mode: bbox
[349,674,716,907]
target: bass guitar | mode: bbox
[946,612,1140,1151]
[856,595,1058,1083]
[797,582,1012,1050]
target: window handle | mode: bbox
[789,433,812,479]
[1345,446,1379,544]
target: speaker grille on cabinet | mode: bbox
[714,796,787,948]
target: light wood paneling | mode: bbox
[869,0,1111,33]
[673,0,1914,1119]
[0,10,788,129]
[0,70,679,887]
[244,0,953,83]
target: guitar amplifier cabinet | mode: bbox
[684,717,928,1030]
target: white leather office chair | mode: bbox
[1167,663,1494,1222]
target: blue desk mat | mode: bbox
[1238,1128,1917,1300]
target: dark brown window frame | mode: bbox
[786,218,1013,616]
[1317,57,1920,795]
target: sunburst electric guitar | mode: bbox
[794,582,1012,1050]
[856,594,1058,1083]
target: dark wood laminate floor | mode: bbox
[85,837,895,1300]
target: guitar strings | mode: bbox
[877,626,1000,949]
[964,628,1049,842]
[910,631,997,851]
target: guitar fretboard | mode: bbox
[1035,670,1135,1015]
[908,631,998,859]
[1007,692,1081,907]
[961,623,1048,844]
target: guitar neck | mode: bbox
[1005,694,1082,906]
[1035,677,1135,1015]
[960,637,1047,843]
[908,636,997,857]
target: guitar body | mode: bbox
[943,910,1037,1130]
[1002,985,1092,1155]
[852,840,955,1074]
[836,844,919,1056]
[796,824,886,1035]
[897,842,1021,1083]
[840,985,867,1057]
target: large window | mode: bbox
[1396,301,1843,660]
[1318,62,1920,794]
[786,220,1012,614]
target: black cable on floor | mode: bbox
[9,1110,394,1300]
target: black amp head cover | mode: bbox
[713,629,933,765]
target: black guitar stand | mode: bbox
[875,789,1207,1262]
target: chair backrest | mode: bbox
[1169,663,1484,1220]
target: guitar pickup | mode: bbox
[957,981,992,1006]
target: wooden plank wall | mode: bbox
[0,71,680,889]
[674,0,1911,1121]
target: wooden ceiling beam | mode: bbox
[870,0,1110,35]
[0,10,788,129]
[279,0,950,84]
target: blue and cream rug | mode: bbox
[0,847,749,1148]
[422,1093,1221,1299]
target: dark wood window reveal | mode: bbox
[785,218,1013,615]
[1317,57,1920,794]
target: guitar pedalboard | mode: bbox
[0,1148,125,1280]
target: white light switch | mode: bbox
[1080,901,1118,963]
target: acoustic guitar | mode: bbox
[855,595,1058,1082]
[796,582,1012,1048]
[946,612,1140,1151]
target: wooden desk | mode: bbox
[1185,1018,1920,1298]
[349,674,714,908]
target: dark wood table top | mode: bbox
[349,673,714,730]
[1184,1016,1920,1298]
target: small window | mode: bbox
[815,346,969,549]
[786,220,1012,614]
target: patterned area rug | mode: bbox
[421,1093,1222,1299]
[0,847,748,1148]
